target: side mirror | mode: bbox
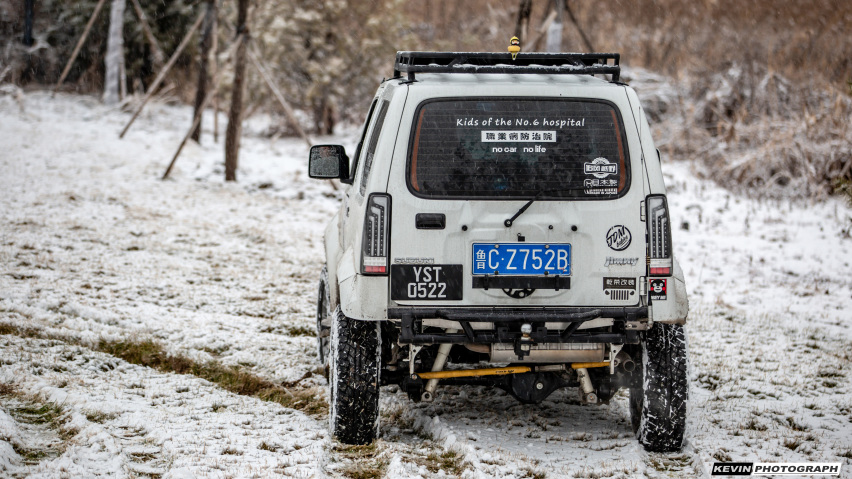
[309,145,350,180]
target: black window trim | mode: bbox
[360,99,391,197]
[349,98,379,183]
[404,96,632,201]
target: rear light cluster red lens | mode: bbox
[646,195,673,277]
[362,194,391,275]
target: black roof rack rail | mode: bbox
[394,51,620,82]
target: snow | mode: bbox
[1,91,851,478]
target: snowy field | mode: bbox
[1,91,850,478]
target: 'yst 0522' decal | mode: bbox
[391,265,463,301]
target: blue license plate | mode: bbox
[472,243,571,276]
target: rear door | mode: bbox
[386,82,646,308]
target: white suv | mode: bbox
[309,52,689,452]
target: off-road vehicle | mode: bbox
[309,51,689,452]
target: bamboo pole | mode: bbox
[161,81,219,180]
[52,0,108,96]
[247,48,312,148]
[129,0,165,69]
[119,10,205,138]
[565,0,594,52]
[528,9,557,52]
[162,36,241,180]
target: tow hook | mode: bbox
[514,323,534,359]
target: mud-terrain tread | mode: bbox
[630,322,688,452]
[329,307,380,445]
[316,268,331,368]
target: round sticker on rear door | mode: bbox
[606,225,632,251]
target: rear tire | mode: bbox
[629,322,688,452]
[329,307,380,445]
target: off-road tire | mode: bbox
[329,307,380,445]
[316,268,331,370]
[629,322,688,452]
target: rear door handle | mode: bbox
[415,213,445,229]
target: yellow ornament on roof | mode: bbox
[508,36,521,60]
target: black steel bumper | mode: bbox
[387,306,647,345]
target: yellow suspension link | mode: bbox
[415,362,610,380]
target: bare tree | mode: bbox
[565,0,594,52]
[515,0,532,45]
[23,0,34,46]
[225,0,249,182]
[191,0,217,143]
[103,0,126,105]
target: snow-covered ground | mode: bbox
[1,92,850,478]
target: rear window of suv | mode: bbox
[408,98,629,199]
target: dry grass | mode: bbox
[402,0,852,199]
[97,338,328,417]
[333,443,388,479]
[0,322,328,417]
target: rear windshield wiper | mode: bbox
[504,190,546,227]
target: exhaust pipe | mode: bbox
[615,350,635,372]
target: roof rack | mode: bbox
[394,51,620,82]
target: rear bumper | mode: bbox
[388,306,647,345]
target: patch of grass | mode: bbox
[12,445,51,463]
[520,466,547,479]
[259,441,279,452]
[341,464,387,479]
[221,446,242,455]
[647,453,693,474]
[1,322,328,422]
[0,382,19,396]
[786,416,809,432]
[783,437,802,451]
[13,403,64,426]
[0,322,42,338]
[713,449,732,462]
[334,443,380,460]
[817,367,845,378]
[334,443,387,479]
[742,417,768,431]
[96,338,328,418]
[285,325,315,337]
[423,450,465,475]
[84,410,117,424]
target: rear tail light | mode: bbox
[646,195,673,276]
[362,194,391,275]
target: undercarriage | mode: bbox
[381,307,648,404]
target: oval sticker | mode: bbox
[606,225,632,251]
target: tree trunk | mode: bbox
[103,0,126,105]
[565,0,595,52]
[23,0,34,46]
[515,0,532,44]
[225,0,249,182]
[545,0,563,53]
[191,0,217,143]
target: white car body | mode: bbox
[324,72,687,327]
